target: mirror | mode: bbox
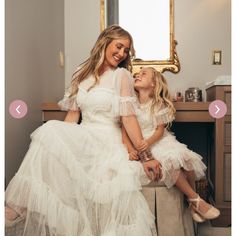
[100,0,180,74]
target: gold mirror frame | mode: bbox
[100,0,180,74]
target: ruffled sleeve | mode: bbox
[57,86,79,111]
[153,107,174,126]
[112,68,137,117]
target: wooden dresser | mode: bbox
[206,85,231,227]
[41,102,214,123]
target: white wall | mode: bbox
[5,0,64,185]
[167,0,231,100]
[64,0,100,87]
[65,0,231,100]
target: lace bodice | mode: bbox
[135,101,174,137]
[77,87,117,126]
[58,68,137,126]
[136,102,156,133]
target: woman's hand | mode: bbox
[137,139,149,152]
[142,159,162,181]
[129,150,139,161]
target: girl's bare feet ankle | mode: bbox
[196,199,212,214]
[5,207,20,220]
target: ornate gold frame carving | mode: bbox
[100,0,180,74]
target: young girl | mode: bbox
[122,67,220,223]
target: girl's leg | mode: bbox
[182,169,196,191]
[175,171,213,214]
[175,171,197,199]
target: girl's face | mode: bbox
[103,38,131,70]
[134,68,155,90]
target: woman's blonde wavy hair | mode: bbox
[69,25,135,97]
[147,67,176,127]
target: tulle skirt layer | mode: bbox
[6,120,156,236]
[145,130,207,188]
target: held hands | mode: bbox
[128,139,148,161]
[128,150,139,161]
[137,139,149,152]
[137,146,162,181]
[127,139,162,181]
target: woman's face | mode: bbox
[103,38,131,69]
[134,68,154,90]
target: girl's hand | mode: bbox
[137,140,149,152]
[129,150,139,161]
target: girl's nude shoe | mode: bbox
[188,195,220,220]
[189,204,205,223]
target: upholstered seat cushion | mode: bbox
[142,183,196,236]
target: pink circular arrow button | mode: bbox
[209,100,227,119]
[9,100,28,119]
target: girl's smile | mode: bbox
[134,68,155,90]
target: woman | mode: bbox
[5,25,160,236]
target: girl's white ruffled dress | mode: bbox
[5,68,156,236]
[136,101,207,188]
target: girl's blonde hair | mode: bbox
[69,25,135,97]
[147,67,176,127]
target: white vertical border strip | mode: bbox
[0,0,5,233]
[231,0,235,233]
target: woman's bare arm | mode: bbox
[121,124,138,160]
[121,125,136,152]
[121,115,143,149]
[64,110,80,123]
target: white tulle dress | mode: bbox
[5,68,157,236]
[135,101,207,188]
